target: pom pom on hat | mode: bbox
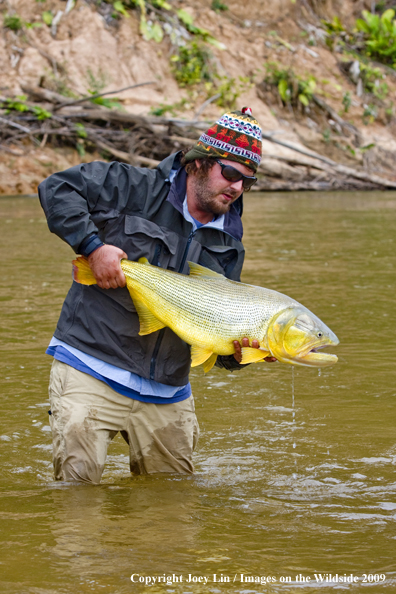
[183,107,262,173]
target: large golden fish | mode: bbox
[73,256,339,372]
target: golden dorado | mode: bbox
[72,256,339,372]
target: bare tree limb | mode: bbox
[53,82,156,111]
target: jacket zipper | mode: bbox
[149,227,195,380]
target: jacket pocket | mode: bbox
[198,245,241,279]
[124,215,180,269]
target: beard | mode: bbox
[194,177,240,216]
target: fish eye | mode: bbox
[317,332,323,338]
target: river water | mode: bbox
[0,192,395,593]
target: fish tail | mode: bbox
[72,256,97,285]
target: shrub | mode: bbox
[4,14,23,31]
[171,41,213,87]
[356,9,396,66]
[265,64,316,108]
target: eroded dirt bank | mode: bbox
[1,0,396,194]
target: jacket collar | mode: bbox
[164,157,243,241]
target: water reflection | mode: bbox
[0,192,395,592]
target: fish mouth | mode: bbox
[301,346,338,367]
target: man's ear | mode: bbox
[195,159,201,169]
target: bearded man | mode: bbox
[38,107,271,484]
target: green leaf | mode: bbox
[355,18,370,34]
[176,9,194,27]
[42,11,53,25]
[75,123,87,138]
[206,36,226,50]
[140,19,163,42]
[298,93,309,106]
[32,105,52,120]
[113,1,129,18]
[278,79,290,102]
[152,0,171,9]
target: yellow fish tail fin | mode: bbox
[72,257,97,285]
[240,347,270,364]
[203,353,218,373]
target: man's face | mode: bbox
[194,159,255,216]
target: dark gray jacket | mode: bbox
[38,152,246,386]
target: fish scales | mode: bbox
[121,260,298,353]
[72,256,339,369]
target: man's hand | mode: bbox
[233,337,277,363]
[88,245,127,289]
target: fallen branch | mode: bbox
[53,81,156,111]
[311,94,362,143]
[94,140,160,167]
[261,133,396,188]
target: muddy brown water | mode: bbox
[0,192,395,593]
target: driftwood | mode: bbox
[1,90,396,191]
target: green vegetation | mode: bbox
[85,68,123,109]
[149,98,188,116]
[323,9,396,68]
[1,96,30,113]
[171,41,213,87]
[206,76,252,110]
[356,9,396,66]
[0,95,52,119]
[211,0,228,13]
[74,123,88,138]
[101,0,224,90]
[359,63,389,99]
[342,91,352,112]
[265,64,317,108]
[42,11,53,26]
[362,102,378,124]
[4,14,23,31]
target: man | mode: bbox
[39,107,271,484]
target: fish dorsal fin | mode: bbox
[203,353,218,373]
[240,347,270,365]
[132,292,166,335]
[138,257,150,265]
[190,345,216,368]
[188,262,226,280]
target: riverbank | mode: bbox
[1,0,396,192]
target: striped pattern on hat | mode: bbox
[184,107,262,172]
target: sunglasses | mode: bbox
[215,159,257,191]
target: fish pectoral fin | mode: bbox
[133,295,166,335]
[202,353,218,373]
[187,262,226,279]
[240,347,270,364]
[190,345,216,368]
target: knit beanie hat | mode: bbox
[184,107,262,173]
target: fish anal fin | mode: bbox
[240,347,270,365]
[203,353,218,373]
[133,295,166,335]
[191,345,215,368]
[188,261,226,279]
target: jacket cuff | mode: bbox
[215,355,249,372]
[78,234,104,257]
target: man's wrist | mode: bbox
[78,234,104,257]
